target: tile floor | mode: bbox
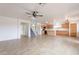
[0,35,79,55]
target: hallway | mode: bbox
[0,36,79,55]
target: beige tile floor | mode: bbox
[0,35,79,55]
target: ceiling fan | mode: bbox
[25,10,43,17]
[20,3,46,18]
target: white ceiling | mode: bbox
[0,3,79,22]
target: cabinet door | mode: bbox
[70,23,77,37]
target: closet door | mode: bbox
[70,23,77,37]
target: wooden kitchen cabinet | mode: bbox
[56,31,69,36]
[70,23,77,37]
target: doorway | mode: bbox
[21,23,29,37]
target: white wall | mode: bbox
[77,22,79,32]
[0,16,19,41]
[77,22,79,37]
[0,16,30,41]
